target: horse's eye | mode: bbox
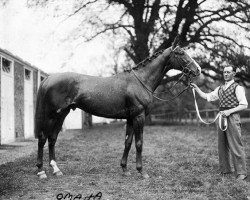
[178,49,185,55]
[183,68,190,74]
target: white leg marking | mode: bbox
[37,171,47,179]
[50,160,61,174]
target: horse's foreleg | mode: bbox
[120,119,134,176]
[37,134,48,179]
[133,113,149,179]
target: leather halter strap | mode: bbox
[132,69,190,102]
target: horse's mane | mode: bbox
[124,49,164,72]
[124,47,187,73]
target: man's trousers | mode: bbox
[217,113,247,176]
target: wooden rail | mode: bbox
[151,108,250,125]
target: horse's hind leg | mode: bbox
[48,132,62,176]
[120,119,134,176]
[36,133,48,179]
[48,110,70,176]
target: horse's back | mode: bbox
[36,71,142,120]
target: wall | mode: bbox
[0,56,1,143]
[33,70,38,117]
[14,61,24,138]
[0,49,48,144]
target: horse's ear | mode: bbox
[172,34,180,50]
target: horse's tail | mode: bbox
[34,79,46,139]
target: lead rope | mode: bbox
[132,69,190,102]
[192,88,227,131]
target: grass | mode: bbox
[0,123,249,200]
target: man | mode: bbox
[191,66,248,180]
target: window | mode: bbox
[2,57,12,73]
[25,69,31,80]
[40,76,45,82]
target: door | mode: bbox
[1,57,15,144]
[24,68,34,138]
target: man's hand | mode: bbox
[190,83,208,100]
[220,110,231,117]
[190,83,199,91]
[220,105,247,117]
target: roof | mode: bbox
[0,47,48,76]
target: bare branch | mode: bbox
[62,0,99,22]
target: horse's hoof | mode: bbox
[37,171,47,179]
[139,172,150,179]
[142,173,150,179]
[53,170,63,176]
[123,171,131,177]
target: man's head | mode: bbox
[223,66,236,82]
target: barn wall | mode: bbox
[33,70,38,117]
[0,57,1,144]
[0,49,49,144]
[14,61,24,138]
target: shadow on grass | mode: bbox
[0,154,36,197]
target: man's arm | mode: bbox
[223,105,248,116]
[190,83,219,101]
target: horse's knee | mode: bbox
[135,140,142,152]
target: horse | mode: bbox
[35,38,201,179]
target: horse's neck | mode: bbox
[138,47,172,91]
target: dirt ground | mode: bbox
[0,123,249,200]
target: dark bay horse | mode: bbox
[35,41,201,179]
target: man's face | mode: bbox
[223,66,235,82]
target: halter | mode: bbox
[131,47,196,102]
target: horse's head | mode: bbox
[169,36,201,78]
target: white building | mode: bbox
[0,48,47,144]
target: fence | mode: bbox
[151,108,250,125]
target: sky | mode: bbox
[0,0,114,75]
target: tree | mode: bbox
[21,0,249,120]
[26,0,250,88]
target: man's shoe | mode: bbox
[236,174,247,180]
